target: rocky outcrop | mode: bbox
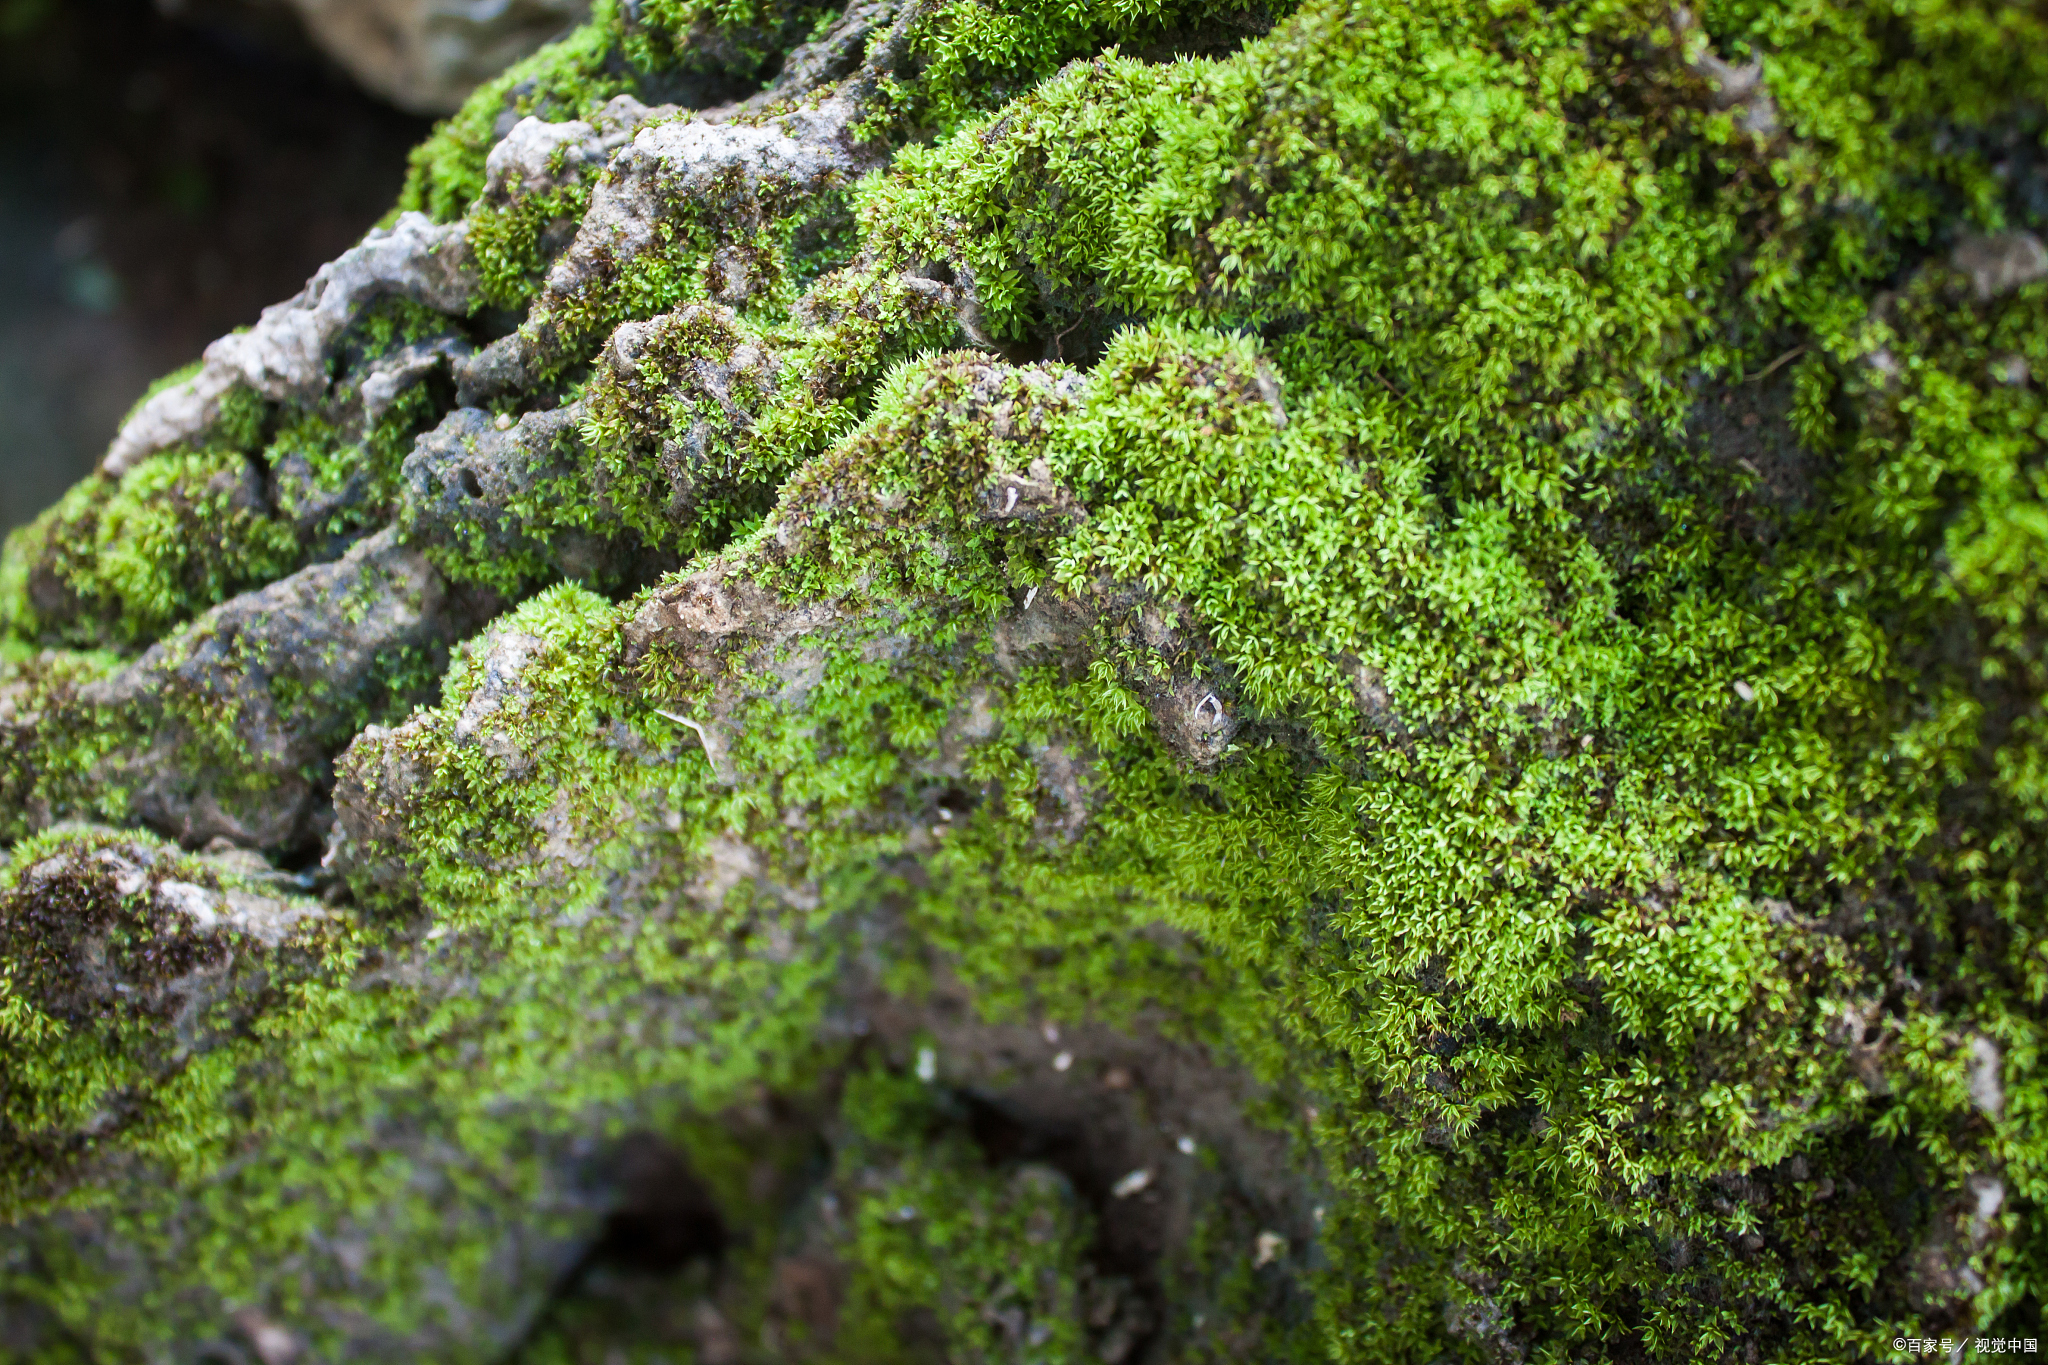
[6,0,2048,1360]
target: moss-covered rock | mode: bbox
[5,0,2048,1359]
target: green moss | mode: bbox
[830,1067,1098,1362]
[625,0,847,99]
[854,0,1289,146]
[468,180,599,312]
[395,1,638,225]
[0,650,130,843]
[0,826,338,1211]
[0,439,298,652]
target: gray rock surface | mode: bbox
[102,213,476,476]
[285,0,592,113]
[78,528,499,850]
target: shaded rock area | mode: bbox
[6,0,2048,1360]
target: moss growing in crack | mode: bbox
[469,180,599,312]
[828,1066,1098,1362]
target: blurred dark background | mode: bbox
[0,0,431,533]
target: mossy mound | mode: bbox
[3,0,2047,1359]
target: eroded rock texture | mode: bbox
[5,0,2048,1359]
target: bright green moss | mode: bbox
[858,0,1291,145]
[0,443,298,651]
[468,181,597,311]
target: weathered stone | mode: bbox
[284,0,591,113]
[102,213,476,476]
[71,528,498,851]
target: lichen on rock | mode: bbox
[5,0,2048,1359]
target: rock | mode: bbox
[1952,229,2048,300]
[7,0,2048,1360]
[102,212,476,476]
[284,0,592,114]
[398,402,650,587]
[1968,1035,2005,1119]
[67,528,500,852]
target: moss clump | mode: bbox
[0,433,292,652]
[0,294,462,655]
[0,827,336,1209]
[827,1067,1102,1362]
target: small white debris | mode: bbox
[1052,1051,1074,1072]
[1176,1135,1197,1156]
[1732,680,1756,702]
[425,925,449,942]
[1041,1021,1061,1044]
[1022,584,1039,610]
[654,707,712,748]
[915,1047,937,1083]
[1968,1035,2005,1119]
[1254,1231,1287,1267]
[1111,1168,1152,1199]
[493,411,514,431]
[936,805,953,822]
[1001,484,1019,515]
[234,1309,303,1365]
[1313,1205,1326,1224]
[895,1205,918,1222]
